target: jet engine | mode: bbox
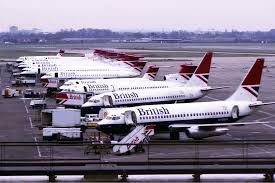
[185,126,228,140]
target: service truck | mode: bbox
[43,127,83,141]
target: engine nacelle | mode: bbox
[185,126,228,140]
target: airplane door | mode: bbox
[54,73,58,78]
[110,85,115,92]
[103,95,113,107]
[231,105,239,119]
[38,68,41,74]
[83,86,87,93]
[124,110,137,126]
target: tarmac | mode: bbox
[0,55,275,164]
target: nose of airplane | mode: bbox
[81,102,91,108]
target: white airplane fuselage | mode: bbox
[62,80,184,95]
[96,100,256,135]
[82,86,207,113]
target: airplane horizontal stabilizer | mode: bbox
[249,102,275,107]
[200,86,230,91]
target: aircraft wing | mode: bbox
[169,121,270,129]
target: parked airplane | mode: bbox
[93,49,144,61]
[59,65,160,90]
[60,52,213,96]
[58,64,197,91]
[54,64,201,111]
[20,59,142,75]
[16,49,65,63]
[17,49,124,69]
[163,64,197,83]
[81,53,216,113]
[40,61,147,80]
[96,58,274,140]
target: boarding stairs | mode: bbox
[112,125,155,154]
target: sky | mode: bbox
[1,0,275,32]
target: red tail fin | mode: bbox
[132,61,147,72]
[185,52,212,87]
[143,66,159,80]
[179,65,197,80]
[241,58,264,86]
[194,52,212,74]
[227,58,264,101]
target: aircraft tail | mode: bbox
[123,61,147,73]
[56,49,65,56]
[163,64,197,82]
[185,52,213,87]
[118,54,143,61]
[178,64,197,81]
[142,66,160,80]
[226,58,264,102]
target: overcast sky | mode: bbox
[1,0,275,32]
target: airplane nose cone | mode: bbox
[81,102,90,108]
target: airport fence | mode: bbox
[0,140,275,166]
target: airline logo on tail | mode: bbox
[186,52,212,87]
[144,66,159,80]
[243,86,259,98]
[179,65,197,80]
[227,58,264,101]
[240,58,264,98]
[194,52,212,84]
[124,61,147,73]
[196,74,209,84]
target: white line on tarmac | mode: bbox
[29,117,33,129]
[25,105,29,114]
[254,115,275,122]
[258,110,275,116]
[262,124,275,130]
[205,96,220,101]
[34,137,42,158]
